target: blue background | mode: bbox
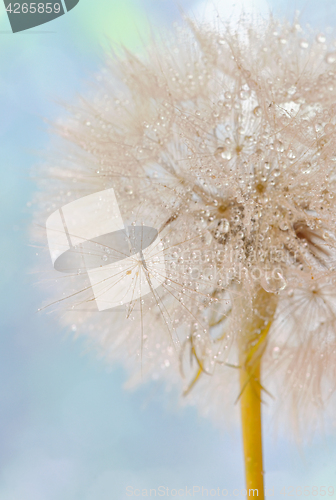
[1,0,336,498]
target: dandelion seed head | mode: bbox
[35,15,336,435]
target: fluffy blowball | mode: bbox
[37,16,336,436]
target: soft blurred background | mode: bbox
[1,0,336,499]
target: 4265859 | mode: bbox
[280,486,334,496]
[5,3,62,14]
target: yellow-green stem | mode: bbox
[240,361,264,499]
[237,287,277,500]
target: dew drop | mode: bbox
[239,89,250,100]
[324,123,335,134]
[316,33,326,43]
[287,85,297,96]
[299,39,309,49]
[261,271,287,293]
[326,52,336,64]
[253,106,262,117]
[275,140,284,152]
[221,150,232,160]
[301,162,311,174]
[279,220,289,231]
